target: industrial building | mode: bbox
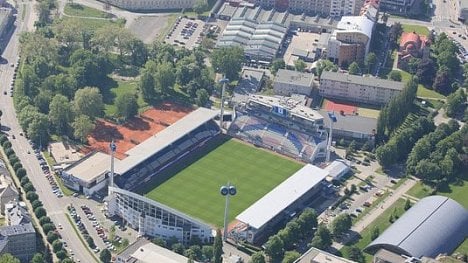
[319,71,404,105]
[232,164,329,244]
[365,196,468,258]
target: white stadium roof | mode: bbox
[115,108,218,175]
[236,164,329,230]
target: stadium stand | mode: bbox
[228,95,327,163]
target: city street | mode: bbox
[0,1,98,262]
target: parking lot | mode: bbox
[164,17,205,50]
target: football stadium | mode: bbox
[61,97,332,244]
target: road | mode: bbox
[0,1,98,262]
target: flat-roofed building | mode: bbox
[233,164,329,244]
[117,238,200,263]
[295,247,357,263]
[319,71,404,105]
[273,69,317,96]
[318,109,377,139]
[324,159,351,181]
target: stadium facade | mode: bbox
[107,187,214,244]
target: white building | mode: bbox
[273,69,317,97]
[319,71,404,105]
[233,164,329,244]
[107,187,214,244]
[324,160,351,181]
[327,16,375,66]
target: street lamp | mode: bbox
[109,140,116,195]
[326,112,337,163]
[220,182,236,241]
[219,78,229,130]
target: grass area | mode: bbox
[103,79,149,118]
[438,179,468,208]
[357,107,380,119]
[62,17,114,30]
[157,14,178,41]
[0,217,4,226]
[144,138,303,227]
[342,198,407,262]
[64,3,111,18]
[65,213,100,262]
[402,24,430,35]
[454,238,468,255]
[398,69,445,100]
[406,181,432,199]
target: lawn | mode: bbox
[455,238,468,255]
[402,24,430,35]
[357,107,380,119]
[104,79,149,118]
[342,198,407,262]
[144,138,303,227]
[64,3,111,18]
[62,17,114,30]
[397,70,446,100]
[157,14,178,41]
[406,181,432,199]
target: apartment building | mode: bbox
[380,0,415,14]
[330,0,357,17]
[252,0,332,15]
[319,71,404,105]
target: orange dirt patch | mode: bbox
[84,102,192,160]
[323,99,358,115]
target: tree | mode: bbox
[24,182,35,192]
[52,239,63,253]
[73,87,104,119]
[31,199,43,210]
[100,249,111,263]
[154,62,176,96]
[152,237,167,248]
[371,226,380,241]
[388,70,402,81]
[211,46,244,80]
[27,112,50,146]
[49,94,73,134]
[72,115,95,143]
[46,232,59,243]
[193,0,208,15]
[297,208,318,237]
[42,223,55,234]
[55,250,67,260]
[343,246,364,263]
[416,58,436,86]
[433,68,451,94]
[348,62,361,75]
[172,243,185,255]
[270,59,286,75]
[330,214,352,237]
[85,235,95,248]
[139,72,157,103]
[39,216,51,226]
[31,253,44,263]
[26,191,38,202]
[404,198,412,210]
[264,235,284,261]
[445,88,466,117]
[364,52,377,74]
[388,22,403,48]
[195,89,210,106]
[407,57,421,74]
[249,252,266,263]
[310,224,332,250]
[16,168,26,178]
[115,92,138,120]
[294,59,307,72]
[213,229,223,263]
[0,254,20,263]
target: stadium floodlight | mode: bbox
[109,140,117,195]
[219,78,229,130]
[326,112,337,163]
[220,182,236,241]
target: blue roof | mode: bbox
[365,196,468,258]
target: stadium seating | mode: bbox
[116,120,220,190]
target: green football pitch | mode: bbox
[143,137,303,227]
